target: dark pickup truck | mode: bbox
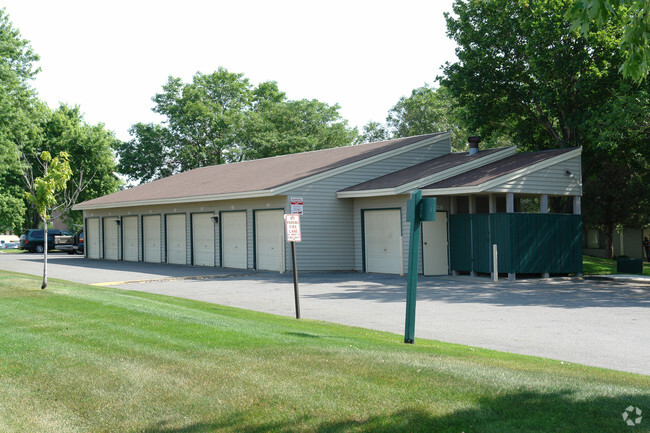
[55,231,84,255]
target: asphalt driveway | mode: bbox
[2,252,649,375]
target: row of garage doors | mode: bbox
[85,210,286,271]
[85,209,450,275]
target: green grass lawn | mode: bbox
[0,271,648,432]
[583,255,650,276]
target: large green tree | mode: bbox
[570,0,650,82]
[442,0,649,257]
[117,68,358,184]
[0,7,43,231]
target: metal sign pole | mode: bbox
[291,241,301,319]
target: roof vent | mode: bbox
[468,136,481,155]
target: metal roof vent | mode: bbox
[468,136,481,155]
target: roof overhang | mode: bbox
[336,146,516,199]
[421,148,582,196]
[73,189,277,211]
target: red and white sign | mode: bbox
[290,197,304,215]
[284,214,301,242]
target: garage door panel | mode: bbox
[255,210,284,272]
[192,213,215,266]
[103,217,119,260]
[166,214,187,265]
[143,215,161,263]
[87,218,100,259]
[122,216,138,261]
[365,210,402,274]
[222,212,247,269]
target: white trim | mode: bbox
[74,190,276,211]
[421,148,582,196]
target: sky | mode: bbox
[3,0,458,142]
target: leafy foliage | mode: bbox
[442,0,624,151]
[0,7,43,231]
[569,0,650,82]
[441,0,649,257]
[117,68,358,184]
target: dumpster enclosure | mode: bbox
[449,213,583,275]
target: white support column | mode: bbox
[506,192,516,280]
[489,193,497,214]
[540,194,549,214]
[506,193,515,213]
[573,196,582,215]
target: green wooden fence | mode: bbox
[449,213,583,275]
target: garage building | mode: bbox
[74,132,583,276]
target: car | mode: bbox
[19,229,71,253]
[55,230,84,255]
[1,242,19,249]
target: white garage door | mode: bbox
[122,216,138,262]
[255,210,284,272]
[166,214,187,265]
[364,209,402,274]
[103,217,119,260]
[192,213,215,266]
[221,211,247,269]
[143,215,161,263]
[86,217,100,259]
[423,212,449,276]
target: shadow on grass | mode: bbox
[141,390,650,433]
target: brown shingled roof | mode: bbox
[422,148,577,190]
[339,147,507,192]
[76,133,445,209]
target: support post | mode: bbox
[291,241,301,319]
[404,191,435,344]
[492,244,498,282]
[540,194,549,214]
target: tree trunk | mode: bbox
[604,222,615,260]
[42,218,48,290]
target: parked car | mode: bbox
[19,229,72,253]
[55,230,84,255]
[1,242,18,249]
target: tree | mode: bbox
[359,121,390,143]
[24,151,72,289]
[117,68,358,184]
[569,0,650,82]
[581,85,650,256]
[442,0,646,257]
[386,84,474,151]
[0,8,44,231]
[443,0,625,150]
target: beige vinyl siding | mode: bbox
[487,155,582,196]
[282,137,451,271]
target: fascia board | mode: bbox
[421,187,479,196]
[274,132,451,194]
[73,189,276,211]
[336,188,398,199]
[393,146,516,194]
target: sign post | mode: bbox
[284,214,302,319]
[404,191,436,343]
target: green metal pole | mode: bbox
[404,191,422,343]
